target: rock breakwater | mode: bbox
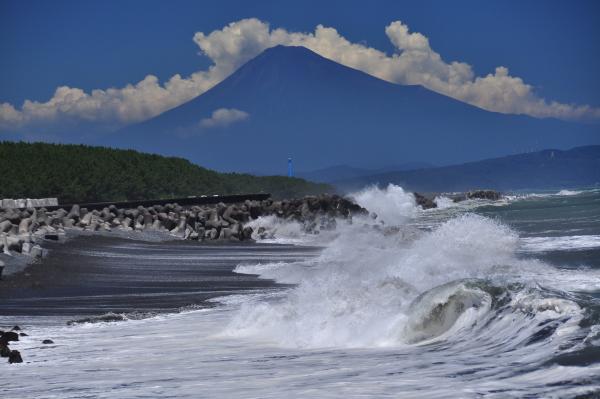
[0,195,367,265]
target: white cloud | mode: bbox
[199,108,249,128]
[1,18,598,131]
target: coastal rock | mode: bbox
[30,245,44,258]
[204,210,220,229]
[466,190,501,201]
[121,217,133,230]
[159,214,176,231]
[79,212,93,226]
[18,217,33,234]
[222,205,237,224]
[218,227,233,240]
[44,233,59,241]
[4,235,23,252]
[134,216,144,231]
[8,350,23,364]
[2,331,19,342]
[67,205,80,221]
[1,234,11,255]
[0,194,368,247]
[87,221,100,231]
[247,201,263,219]
[21,242,32,255]
[230,223,240,237]
[151,219,162,230]
[413,193,437,209]
[5,210,21,224]
[143,213,153,227]
[0,220,12,233]
[241,226,253,241]
[256,226,268,239]
[207,228,218,240]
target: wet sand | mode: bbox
[0,235,319,318]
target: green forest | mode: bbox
[0,141,331,203]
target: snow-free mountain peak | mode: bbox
[117,45,598,174]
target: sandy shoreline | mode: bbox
[0,227,180,278]
[0,234,319,321]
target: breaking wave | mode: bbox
[222,183,600,395]
[351,184,417,225]
[433,195,456,209]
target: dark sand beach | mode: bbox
[0,235,319,318]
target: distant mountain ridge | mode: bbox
[116,45,599,175]
[333,145,600,192]
[296,162,434,183]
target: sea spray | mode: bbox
[226,211,553,348]
[245,215,307,244]
[433,195,455,209]
[351,184,417,225]
[225,184,598,352]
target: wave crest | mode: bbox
[224,213,540,348]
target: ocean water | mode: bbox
[2,186,600,398]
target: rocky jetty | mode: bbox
[0,195,367,263]
[0,190,503,267]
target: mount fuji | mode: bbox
[116,45,599,174]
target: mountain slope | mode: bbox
[0,141,331,203]
[296,162,434,183]
[333,145,600,192]
[116,45,599,174]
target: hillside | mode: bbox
[116,45,599,174]
[296,162,434,183]
[0,141,331,203]
[334,145,600,192]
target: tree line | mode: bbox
[0,141,331,203]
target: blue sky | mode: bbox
[1,0,599,131]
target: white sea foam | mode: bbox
[225,212,585,349]
[244,215,309,244]
[3,302,598,398]
[433,195,456,209]
[351,184,417,225]
[520,235,600,252]
[245,184,419,245]
[505,188,593,202]
[557,189,583,196]
[224,184,600,353]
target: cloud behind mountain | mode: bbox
[2,18,599,133]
